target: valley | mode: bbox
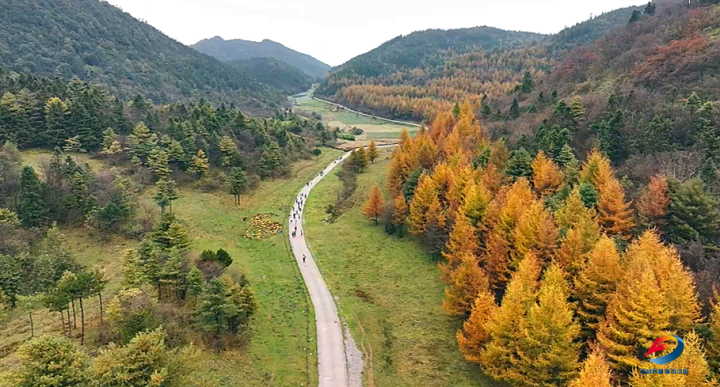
[2,1,720,387]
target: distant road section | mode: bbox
[310,95,422,128]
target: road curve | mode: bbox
[289,151,354,387]
[310,95,422,128]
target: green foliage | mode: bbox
[152,179,180,214]
[17,166,46,228]
[107,287,160,343]
[578,182,599,208]
[91,328,176,387]
[227,167,248,206]
[9,335,89,387]
[0,0,285,110]
[665,178,720,245]
[228,57,317,95]
[506,148,533,180]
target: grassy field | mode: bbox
[1,148,344,387]
[303,147,499,387]
[291,94,417,147]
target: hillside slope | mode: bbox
[229,57,316,95]
[0,0,284,112]
[193,36,331,78]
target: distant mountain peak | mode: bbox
[192,36,330,78]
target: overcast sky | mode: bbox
[107,0,642,66]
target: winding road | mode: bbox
[289,151,354,387]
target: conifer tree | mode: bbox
[227,167,248,206]
[186,266,204,302]
[387,149,411,196]
[665,178,720,244]
[574,235,623,339]
[356,144,369,170]
[443,253,490,316]
[197,277,239,353]
[531,150,564,196]
[408,174,437,235]
[506,148,533,181]
[481,253,541,379]
[44,97,69,147]
[147,148,170,180]
[508,98,520,119]
[17,166,46,228]
[457,289,496,363]
[627,231,700,333]
[707,290,720,371]
[92,328,174,387]
[629,331,717,387]
[636,175,670,231]
[10,335,89,387]
[510,264,580,387]
[367,138,379,164]
[188,149,210,177]
[415,134,438,169]
[596,257,671,374]
[362,184,385,224]
[569,348,616,387]
[152,178,179,214]
[460,181,491,229]
[593,154,635,238]
[569,96,585,126]
[63,136,83,154]
[441,209,479,281]
[391,195,408,237]
[218,136,242,168]
[512,201,558,265]
[398,128,412,151]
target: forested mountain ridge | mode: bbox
[192,36,331,78]
[228,57,316,95]
[0,0,286,113]
[549,5,644,51]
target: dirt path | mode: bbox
[289,151,357,387]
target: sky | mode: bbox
[107,0,643,66]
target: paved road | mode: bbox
[289,151,353,387]
[309,95,422,128]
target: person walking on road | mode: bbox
[303,254,306,263]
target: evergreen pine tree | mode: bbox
[227,167,248,206]
[17,166,46,228]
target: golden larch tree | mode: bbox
[398,128,412,152]
[391,195,408,236]
[408,174,437,235]
[626,231,701,333]
[431,162,457,210]
[443,253,491,316]
[387,149,411,196]
[593,154,635,238]
[574,235,624,340]
[362,184,385,224]
[414,134,438,169]
[460,181,491,230]
[629,331,718,387]
[441,209,479,282]
[509,264,580,387]
[481,253,541,380]
[707,289,720,371]
[457,289,497,363]
[367,138,379,164]
[569,348,616,387]
[531,150,565,196]
[636,174,670,231]
[512,201,559,265]
[596,256,671,375]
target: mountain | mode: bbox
[0,0,285,113]
[192,36,331,78]
[316,26,548,119]
[228,57,316,95]
[549,5,644,52]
